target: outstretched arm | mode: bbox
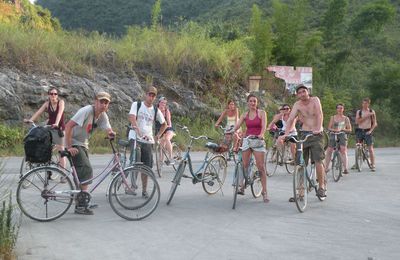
[215,110,226,127]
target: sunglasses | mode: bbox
[280,108,289,110]
[99,99,110,105]
[49,93,58,96]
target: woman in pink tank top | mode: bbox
[233,94,269,203]
[24,87,66,169]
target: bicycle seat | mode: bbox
[205,142,219,150]
[118,139,130,147]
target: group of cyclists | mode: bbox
[23,84,377,215]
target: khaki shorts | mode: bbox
[328,132,347,148]
[301,132,325,164]
[71,146,93,184]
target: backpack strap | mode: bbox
[90,105,95,135]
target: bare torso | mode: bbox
[296,97,323,132]
[358,109,373,129]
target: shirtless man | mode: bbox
[355,98,377,171]
[279,84,327,198]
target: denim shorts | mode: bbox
[355,128,373,146]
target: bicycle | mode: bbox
[355,138,372,172]
[154,137,182,178]
[20,121,64,188]
[329,131,347,182]
[232,136,265,209]
[16,136,160,221]
[266,131,295,176]
[218,125,236,162]
[286,132,327,213]
[166,125,227,205]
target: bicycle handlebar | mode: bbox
[285,133,313,143]
[219,125,234,134]
[176,124,212,141]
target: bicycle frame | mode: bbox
[62,139,134,195]
[180,139,213,182]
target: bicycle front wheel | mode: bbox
[202,155,227,195]
[363,148,372,169]
[284,146,295,174]
[250,168,262,198]
[331,152,342,182]
[17,166,73,222]
[232,162,241,210]
[172,142,182,171]
[109,166,160,221]
[293,166,308,213]
[166,161,185,205]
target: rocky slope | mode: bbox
[0,67,222,126]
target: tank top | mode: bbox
[226,115,236,127]
[333,120,346,131]
[281,115,297,135]
[47,100,65,130]
[245,110,262,136]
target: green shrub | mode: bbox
[0,125,24,150]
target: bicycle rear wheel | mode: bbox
[331,151,342,182]
[109,165,160,221]
[363,148,372,169]
[232,162,241,210]
[17,166,73,222]
[293,166,308,213]
[166,161,185,205]
[202,155,227,195]
[284,144,295,174]
[266,147,278,177]
[154,143,163,178]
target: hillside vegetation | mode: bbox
[1,0,400,146]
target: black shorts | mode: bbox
[136,142,153,168]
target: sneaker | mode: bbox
[60,176,68,183]
[343,169,349,174]
[371,165,376,172]
[125,187,137,196]
[317,188,327,198]
[351,164,356,170]
[165,159,175,166]
[74,207,94,215]
[88,203,98,209]
[288,197,295,203]
[142,191,149,199]
[47,171,55,180]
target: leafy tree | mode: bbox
[271,0,307,66]
[151,0,162,30]
[248,4,273,73]
[350,0,396,38]
[322,0,348,48]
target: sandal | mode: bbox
[237,187,245,196]
[261,192,270,203]
[288,197,295,202]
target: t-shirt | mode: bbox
[128,101,165,144]
[70,105,111,149]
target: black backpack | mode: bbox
[24,126,53,163]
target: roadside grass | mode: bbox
[0,159,20,260]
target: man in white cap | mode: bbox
[65,91,115,215]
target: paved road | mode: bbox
[2,148,400,260]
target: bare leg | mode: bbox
[339,145,348,171]
[315,162,325,190]
[241,149,252,190]
[369,145,375,166]
[324,147,333,170]
[253,151,267,195]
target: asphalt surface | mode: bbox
[2,148,400,260]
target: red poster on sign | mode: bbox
[267,66,312,93]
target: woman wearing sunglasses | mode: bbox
[24,86,66,169]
